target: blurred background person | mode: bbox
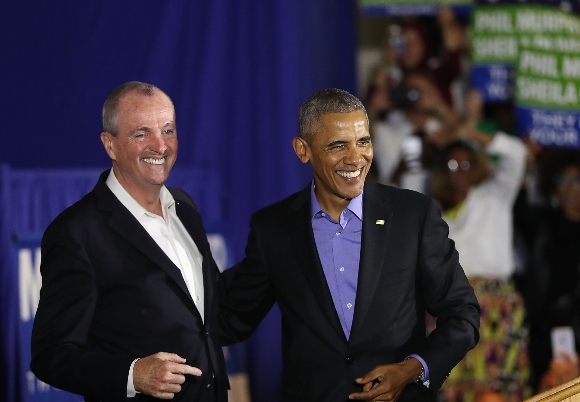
[517,149,580,393]
[369,7,469,111]
[429,112,529,401]
[371,70,460,194]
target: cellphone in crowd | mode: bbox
[551,326,576,361]
[389,87,420,108]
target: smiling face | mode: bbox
[100,89,177,199]
[293,110,372,218]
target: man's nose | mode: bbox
[150,133,168,154]
[344,146,363,165]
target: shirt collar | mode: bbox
[105,168,175,220]
[310,180,363,221]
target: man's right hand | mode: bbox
[133,352,202,399]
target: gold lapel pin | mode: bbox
[376,220,385,225]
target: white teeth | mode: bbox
[143,158,165,165]
[337,169,361,178]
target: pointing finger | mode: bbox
[180,364,202,377]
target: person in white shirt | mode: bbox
[31,81,229,402]
[430,125,530,401]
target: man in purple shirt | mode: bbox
[219,88,480,401]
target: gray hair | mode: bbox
[102,81,167,136]
[298,88,367,142]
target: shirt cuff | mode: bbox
[406,354,430,382]
[127,358,141,397]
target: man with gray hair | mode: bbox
[31,81,229,401]
[220,88,480,401]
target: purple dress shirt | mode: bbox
[311,185,363,339]
[310,183,430,385]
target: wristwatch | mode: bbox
[416,366,425,383]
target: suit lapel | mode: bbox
[94,173,197,310]
[174,198,214,322]
[350,182,393,342]
[289,185,347,343]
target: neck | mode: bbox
[114,174,163,215]
[450,190,467,208]
[129,188,163,215]
[315,192,349,222]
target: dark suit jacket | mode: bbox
[219,181,480,402]
[31,170,228,402]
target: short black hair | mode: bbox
[298,88,367,143]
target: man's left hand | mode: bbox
[348,358,422,401]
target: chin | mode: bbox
[340,189,363,200]
[146,175,169,185]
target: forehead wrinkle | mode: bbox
[130,108,173,118]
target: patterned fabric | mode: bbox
[440,277,532,402]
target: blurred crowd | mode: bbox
[362,7,580,402]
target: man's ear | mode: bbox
[292,136,310,164]
[100,132,116,161]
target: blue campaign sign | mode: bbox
[471,64,514,102]
[360,2,472,16]
[14,233,82,402]
[516,106,580,148]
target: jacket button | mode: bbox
[346,357,355,364]
[206,383,213,391]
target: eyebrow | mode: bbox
[325,136,371,148]
[132,121,175,133]
[326,140,348,148]
[133,126,152,134]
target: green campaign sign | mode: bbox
[512,6,580,147]
[514,7,580,110]
[471,4,580,147]
[472,5,580,64]
[471,7,518,63]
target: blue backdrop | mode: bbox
[0,1,357,401]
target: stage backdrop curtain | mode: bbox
[0,1,357,401]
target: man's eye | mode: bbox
[135,133,145,138]
[164,129,175,135]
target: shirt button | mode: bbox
[321,212,326,217]
[339,267,345,272]
[206,383,213,391]
[346,357,355,364]
[336,232,341,236]
[347,303,353,309]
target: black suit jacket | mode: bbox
[31,170,228,402]
[219,181,480,402]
